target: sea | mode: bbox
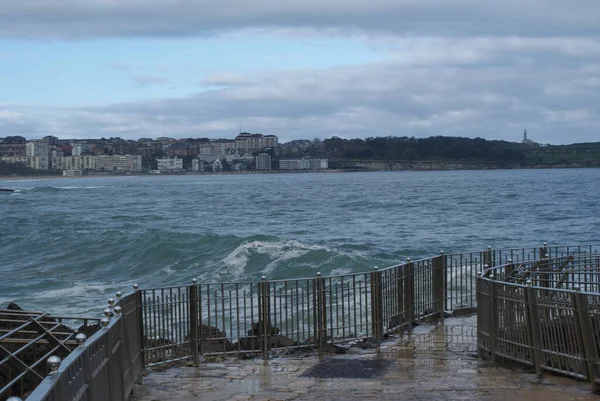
[1,169,599,317]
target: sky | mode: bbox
[1,1,599,144]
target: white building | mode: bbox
[0,156,44,170]
[279,158,328,170]
[26,142,49,169]
[157,157,183,171]
[52,155,98,171]
[211,140,237,156]
[263,135,278,148]
[191,159,205,172]
[97,155,142,172]
[198,143,214,155]
[63,170,84,176]
[255,153,271,170]
[50,155,142,172]
[72,144,89,156]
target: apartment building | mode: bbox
[26,142,50,169]
[0,156,44,169]
[157,157,184,171]
[279,158,329,170]
[255,153,271,170]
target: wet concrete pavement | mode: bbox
[132,316,597,401]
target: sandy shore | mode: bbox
[0,174,140,182]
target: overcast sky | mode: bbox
[1,1,599,144]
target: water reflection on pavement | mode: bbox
[133,316,597,401]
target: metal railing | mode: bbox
[140,244,600,367]
[21,291,143,401]
[9,243,600,400]
[477,252,600,394]
[0,309,100,400]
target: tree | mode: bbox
[401,148,420,160]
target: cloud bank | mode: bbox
[1,0,599,143]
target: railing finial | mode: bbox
[100,317,111,328]
[75,333,87,346]
[47,356,61,376]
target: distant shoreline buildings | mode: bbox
[0,133,330,174]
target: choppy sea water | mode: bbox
[1,169,599,316]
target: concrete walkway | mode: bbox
[132,316,597,401]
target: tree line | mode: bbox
[320,136,527,162]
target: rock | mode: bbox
[246,321,280,336]
[269,335,296,348]
[324,343,348,354]
[451,307,477,317]
[6,302,23,310]
[188,324,231,353]
[351,337,379,350]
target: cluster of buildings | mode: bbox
[0,133,330,174]
[0,139,142,173]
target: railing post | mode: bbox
[525,279,543,378]
[404,258,414,330]
[476,272,484,358]
[315,272,326,359]
[434,252,445,318]
[189,279,199,366]
[487,246,494,268]
[260,275,270,363]
[572,286,599,393]
[505,259,514,282]
[135,284,145,368]
[488,271,497,362]
[370,267,383,347]
[539,242,548,260]
[504,259,516,327]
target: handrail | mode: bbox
[477,254,600,394]
[6,243,599,400]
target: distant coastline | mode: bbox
[1,161,600,182]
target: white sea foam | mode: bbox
[221,240,331,280]
[161,260,180,275]
[330,267,353,276]
[33,282,111,300]
[52,185,110,189]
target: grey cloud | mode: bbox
[133,75,170,87]
[0,0,599,39]
[2,33,599,143]
[0,108,49,136]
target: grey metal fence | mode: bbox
[24,291,143,401]
[15,243,600,400]
[140,245,600,367]
[0,309,100,400]
[477,253,600,394]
